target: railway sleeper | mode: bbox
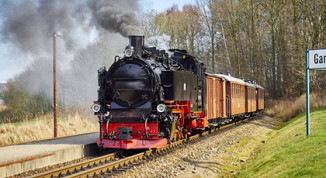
[32,117,258,178]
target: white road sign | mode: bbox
[308,49,326,69]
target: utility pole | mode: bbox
[53,31,58,138]
[51,31,62,138]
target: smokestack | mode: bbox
[129,36,143,57]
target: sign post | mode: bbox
[305,50,310,136]
[306,48,326,136]
[306,50,310,136]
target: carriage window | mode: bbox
[239,86,241,98]
[253,89,255,99]
[253,89,254,99]
[240,86,242,98]
[234,84,237,97]
[238,85,241,98]
[254,89,255,99]
[240,87,243,97]
[235,84,237,98]
[232,84,233,96]
[239,85,240,98]
[251,90,255,99]
[234,84,235,97]
[234,84,236,98]
[238,85,240,98]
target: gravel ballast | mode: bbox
[113,115,276,178]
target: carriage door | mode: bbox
[218,80,223,117]
[226,96,230,117]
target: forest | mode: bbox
[142,0,326,99]
[0,0,325,122]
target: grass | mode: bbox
[214,133,272,176]
[237,108,326,177]
[0,112,98,146]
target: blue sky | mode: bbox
[140,0,195,12]
[0,0,195,83]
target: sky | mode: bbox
[0,0,195,83]
[140,0,195,12]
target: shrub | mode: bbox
[264,93,326,121]
[0,80,52,123]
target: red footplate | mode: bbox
[97,138,168,149]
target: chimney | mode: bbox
[129,36,143,57]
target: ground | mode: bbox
[113,115,277,178]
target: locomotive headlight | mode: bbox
[124,46,134,57]
[157,104,166,113]
[91,104,101,112]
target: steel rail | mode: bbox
[30,117,252,177]
[66,151,153,178]
[65,139,188,177]
[29,152,119,178]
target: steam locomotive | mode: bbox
[92,36,264,149]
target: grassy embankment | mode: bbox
[0,113,98,146]
[237,108,326,177]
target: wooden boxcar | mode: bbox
[225,75,246,117]
[245,83,257,114]
[205,74,226,120]
[205,74,246,118]
[205,73,264,127]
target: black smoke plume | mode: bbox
[0,0,143,108]
[88,0,143,37]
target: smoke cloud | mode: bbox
[2,0,97,58]
[88,0,143,37]
[0,0,143,108]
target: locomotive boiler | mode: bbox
[92,36,206,149]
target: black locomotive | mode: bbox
[93,36,206,149]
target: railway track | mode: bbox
[30,117,251,178]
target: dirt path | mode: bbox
[113,115,277,178]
